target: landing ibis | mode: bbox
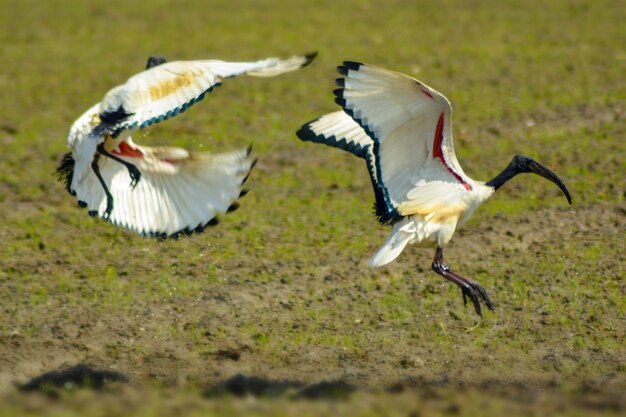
[57,52,317,238]
[297,62,571,316]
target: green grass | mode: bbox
[0,0,625,415]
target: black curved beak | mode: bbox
[520,156,572,205]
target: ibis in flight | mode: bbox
[57,52,317,238]
[297,61,571,316]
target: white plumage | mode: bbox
[297,61,571,316]
[58,52,317,238]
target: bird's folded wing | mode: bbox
[72,140,254,237]
[334,62,472,223]
[99,53,317,136]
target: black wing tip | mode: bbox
[334,78,345,88]
[160,217,221,240]
[343,61,363,70]
[334,96,348,110]
[295,122,316,142]
[301,51,318,68]
[338,61,363,75]
[373,202,404,226]
[146,55,167,69]
[99,105,134,125]
[227,202,240,213]
[242,159,258,185]
[56,152,75,195]
[333,86,347,110]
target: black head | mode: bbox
[486,154,572,204]
[146,55,167,70]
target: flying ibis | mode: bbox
[57,52,317,238]
[297,61,571,316]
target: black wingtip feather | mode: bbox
[335,78,345,88]
[301,52,318,68]
[295,124,315,142]
[334,96,347,109]
[56,152,76,196]
[343,61,363,71]
[99,105,133,125]
[146,55,167,69]
[239,189,249,198]
[337,65,348,76]
[241,159,258,185]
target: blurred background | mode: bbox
[0,0,624,415]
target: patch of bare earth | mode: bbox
[1,201,624,414]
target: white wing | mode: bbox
[334,62,473,224]
[297,110,373,158]
[99,52,317,136]
[297,110,395,215]
[67,138,254,238]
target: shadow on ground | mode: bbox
[204,373,356,400]
[19,365,356,401]
[19,364,128,395]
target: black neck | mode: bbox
[485,158,526,191]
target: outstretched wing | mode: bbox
[99,52,317,136]
[296,111,386,214]
[297,110,373,158]
[65,139,255,238]
[334,61,473,224]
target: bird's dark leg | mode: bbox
[91,154,114,220]
[431,247,495,317]
[96,143,141,188]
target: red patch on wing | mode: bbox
[432,113,471,191]
[112,141,143,158]
[421,89,433,99]
[432,113,445,160]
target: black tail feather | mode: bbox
[56,152,76,196]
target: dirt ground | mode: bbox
[1,0,625,415]
[1,203,624,416]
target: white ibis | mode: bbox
[297,61,571,316]
[57,52,317,238]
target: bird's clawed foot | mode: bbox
[431,247,495,317]
[460,280,495,317]
[127,165,141,188]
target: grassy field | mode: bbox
[0,0,624,415]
